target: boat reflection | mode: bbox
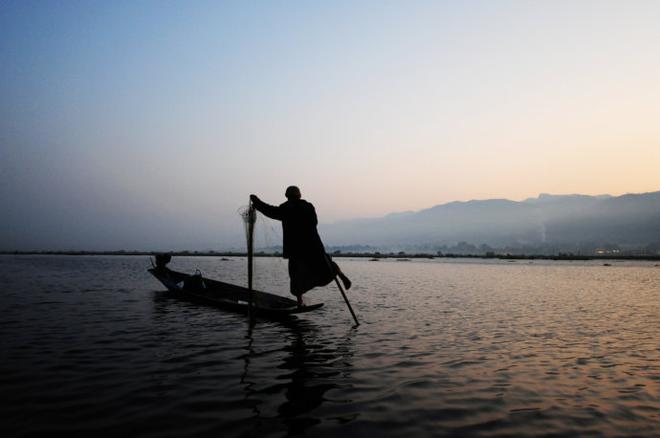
[150,291,357,435]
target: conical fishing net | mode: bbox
[239,203,257,294]
[238,204,257,244]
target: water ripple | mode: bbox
[0,255,659,437]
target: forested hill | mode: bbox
[319,191,660,252]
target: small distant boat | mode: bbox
[148,258,323,318]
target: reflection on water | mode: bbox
[239,319,356,437]
[0,255,659,437]
[149,288,357,437]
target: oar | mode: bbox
[334,275,360,327]
[325,254,359,327]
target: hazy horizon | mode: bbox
[2,189,659,252]
[2,2,660,250]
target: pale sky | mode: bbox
[1,1,659,250]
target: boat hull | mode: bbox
[148,267,323,318]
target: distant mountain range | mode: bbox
[319,191,660,254]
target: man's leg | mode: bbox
[332,261,352,290]
[289,258,306,307]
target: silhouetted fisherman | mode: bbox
[250,186,351,307]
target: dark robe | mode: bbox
[252,198,334,296]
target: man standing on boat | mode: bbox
[250,186,351,307]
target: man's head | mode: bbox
[285,185,301,200]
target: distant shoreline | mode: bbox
[2,250,659,262]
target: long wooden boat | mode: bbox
[148,264,323,318]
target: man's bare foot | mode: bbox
[339,273,352,290]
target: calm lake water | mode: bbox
[1,255,658,437]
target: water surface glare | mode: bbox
[0,255,658,437]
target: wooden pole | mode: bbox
[247,201,256,322]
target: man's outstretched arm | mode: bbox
[250,194,283,221]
